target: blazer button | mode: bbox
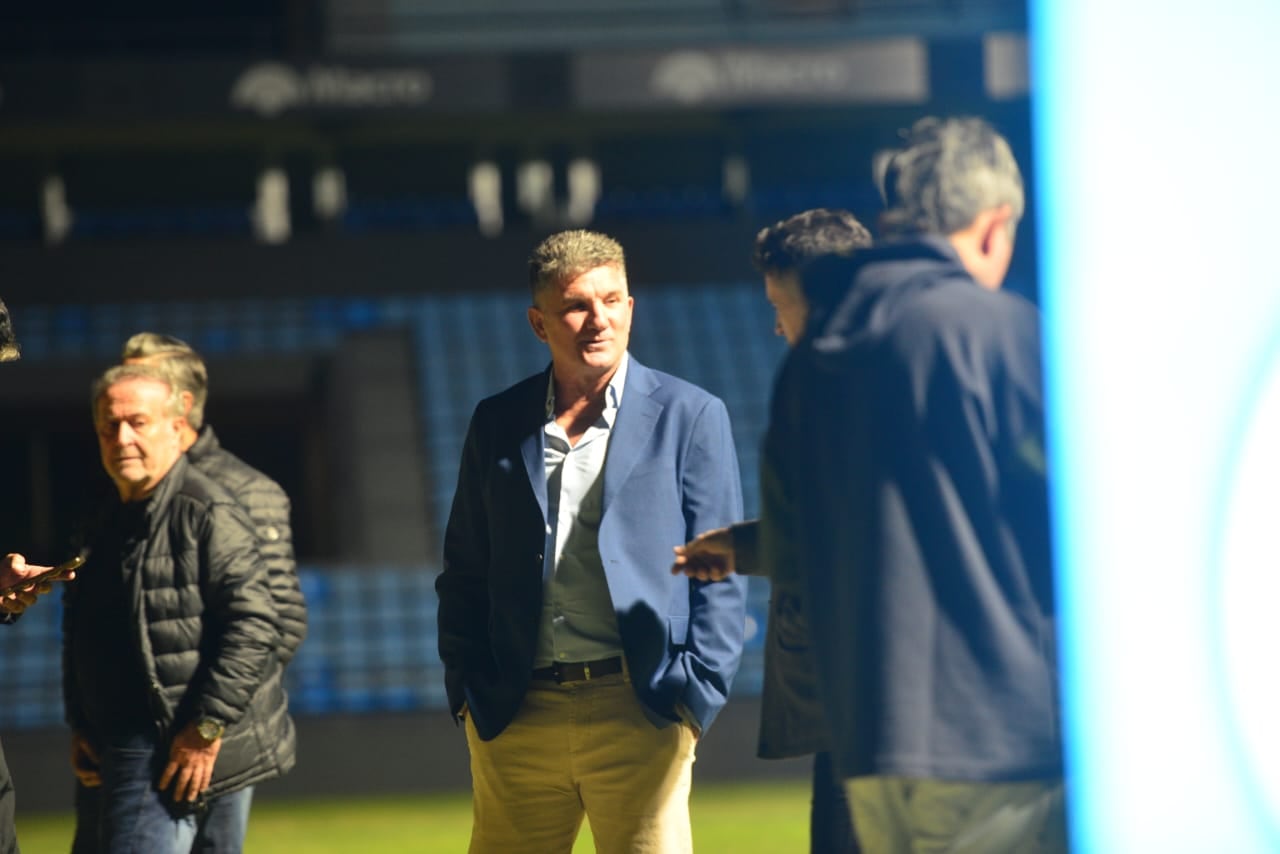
[535,553,543,563]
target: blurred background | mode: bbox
[0,0,1031,817]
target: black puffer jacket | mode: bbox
[187,426,307,664]
[64,456,297,798]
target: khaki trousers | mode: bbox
[464,672,697,854]
[845,776,1068,854]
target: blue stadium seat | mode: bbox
[3,285,793,725]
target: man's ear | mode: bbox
[180,390,194,417]
[980,204,1014,258]
[527,306,548,343]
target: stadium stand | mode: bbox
[0,284,784,726]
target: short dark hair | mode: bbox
[751,209,872,277]
[876,116,1024,238]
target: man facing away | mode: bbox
[776,117,1065,852]
[674,208,872,854]
[437,229,748,853]
[108,332,306,852]
[66,364,292,853]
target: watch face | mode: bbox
[197,719,223,741]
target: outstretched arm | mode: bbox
[2,553,76,618]
[672,520,762,581]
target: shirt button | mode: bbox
[545,524,552,535]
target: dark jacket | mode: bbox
[187,425,307,664]
[776,237,1061,782]
[438,357,747,741]
[64,456,297,798]
[727,511,829,760]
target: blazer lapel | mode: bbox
[519,368,551,524]
[602,360,661,515]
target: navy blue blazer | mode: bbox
[437,356,747,742]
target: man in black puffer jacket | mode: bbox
[66,363,295,854]
[120,333,306,852]
[121,333,307,666]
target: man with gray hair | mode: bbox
[108,332,304,853]
[772,117,1065,851]
[66,363,290,852]
[119,333,307,668]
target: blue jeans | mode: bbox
[192,786,253,853]
[71,733,197,854]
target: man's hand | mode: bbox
[159,721,221,803]
[70,731,102,788]
[671,527,737,581]
[1,553,68,616]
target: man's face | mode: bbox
[528,264,634,382]
[764,272,809,348]
[94,377,184,501]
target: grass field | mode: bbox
[13,778,812,853]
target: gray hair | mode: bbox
[528,230,627,304]
[91,362,184,420]
[120,332,208,429]
[876,116,1024,239]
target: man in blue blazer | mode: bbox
[437,229,747,854]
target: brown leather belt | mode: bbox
[531,656,624,684]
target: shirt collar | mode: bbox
[544,351,630,422]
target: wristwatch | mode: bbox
[195,717,225,743]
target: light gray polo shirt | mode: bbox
[533,353,630,668]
